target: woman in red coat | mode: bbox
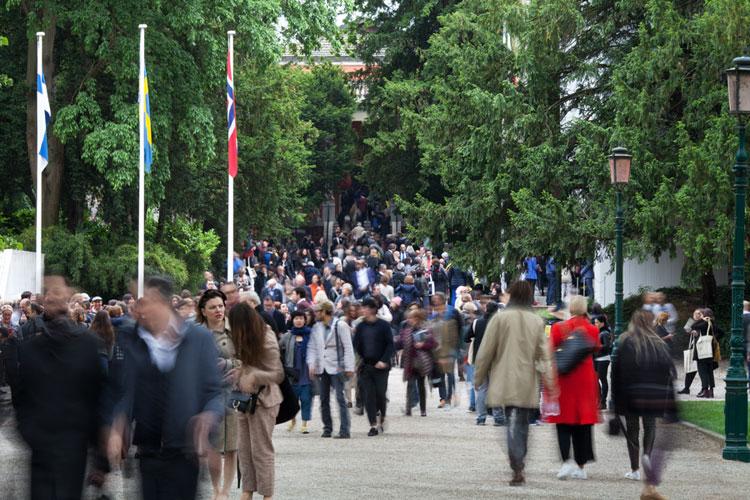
[548,295,601,480]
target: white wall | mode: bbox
[0,250,41,301]
[593,247,728,307]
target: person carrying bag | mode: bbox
[692,309,723,399]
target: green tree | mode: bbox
[609,0,750,304]
[299,63,357,208]
[395,0,644,279]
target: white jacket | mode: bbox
[307,319,355,375]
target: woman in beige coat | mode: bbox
[227,302,284,500]
[196,289,241,500]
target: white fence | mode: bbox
[0,249,41,301]
[593,247,728,307]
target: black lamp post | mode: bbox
[723,55,750,462]
[609,147,632,344]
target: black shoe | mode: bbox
[476,419,486,426]
[677,388,690,395]
[420,412,427,417]
[493,420,506,427]
[367,428,378,437]
[321,431,332,438]
[334,434,351,439]
[347,402,353,408]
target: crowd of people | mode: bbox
[0,223,716,500]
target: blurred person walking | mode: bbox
[467,301,505,426]
[612,310,678,500]
[593,315,612,410]
[227,302,285,500]
[104,276,223,500]
[547,296,600,480]
[474,281,557,486]
[15,276,105,500]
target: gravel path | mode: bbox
[1,369,749,499]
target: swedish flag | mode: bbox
[141,68,153,172]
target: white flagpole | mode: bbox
[226,30,235,284]
[35,32,44,295]
[138,24,147,298]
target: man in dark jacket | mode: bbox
[465,301,502,425]
[104,276,223,500]
[15,276,105,500]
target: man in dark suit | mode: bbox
[104,276,223,500]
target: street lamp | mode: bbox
[723,55,750,462]
[609,146,631,346]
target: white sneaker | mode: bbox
[570,467,587,480]
[556,462,576,480]
[625,470,641,481]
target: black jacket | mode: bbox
[611,334,677,420]
[104,320,223,452]
[16,316,105,448]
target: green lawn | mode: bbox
[678,401,750,436]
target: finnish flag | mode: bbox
[36,69,51,170]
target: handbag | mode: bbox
[275,376,300,425]
[696,334,714,359]
[683,336,697,374]
[555,328,596,375]
[227,390,258,414]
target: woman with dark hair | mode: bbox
[196,289,239,500]
[395,308,436,417]
[691,308,723,398]
[612,309,677,500]
[227,302,284,500]
[279,310,313,433]
[89,310,115,372]
[593,315,612,410]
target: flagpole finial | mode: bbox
[138,24,148,29]
[36,31,45,38]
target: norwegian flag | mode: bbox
[227,50,238,177]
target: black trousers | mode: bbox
[360,365,389,426]
[697,359,715,390]
[406,375,427,414]
[556,424,595,467]
[683,370,696,390]
[595,360,609,407]
[30,441,88,500]
[625,415,656,471]
[139,452,199,500]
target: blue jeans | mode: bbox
[438,371,455,402]
[476,381,504,423]
[293,383,312,421]
[546,273,557,305]
[465,364,476,408]
[318,372,350,435]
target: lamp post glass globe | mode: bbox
[726,56,750,116]
[609,147,632,185]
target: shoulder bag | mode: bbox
[683,335,697,374]
[695,321,714,360]
[555,327,596,375]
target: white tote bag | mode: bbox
[683,337,697,374]
[696,334,714,360]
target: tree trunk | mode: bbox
[700,269,717,307]
[26,20,63,228]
